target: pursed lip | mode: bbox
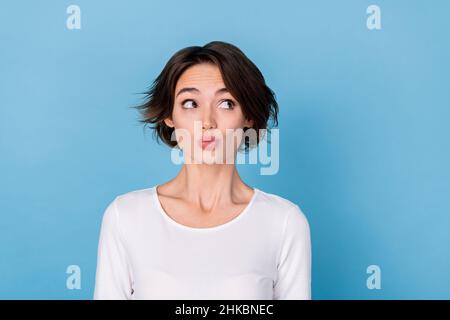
[200,136,216,149]
[201,136,216,142]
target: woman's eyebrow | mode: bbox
[215,87,229,96]
[175,87,229,98]
[176,87,199,97]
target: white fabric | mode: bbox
[94,185,311,300]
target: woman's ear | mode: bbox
[164,117,174,128]
[244,119,254,129]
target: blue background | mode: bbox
[1,0,449,299]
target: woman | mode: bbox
[94,41,311,300]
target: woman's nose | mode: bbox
[201,106,216,129]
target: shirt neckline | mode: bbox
[152,184,259,232]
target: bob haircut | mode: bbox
[134,41,279,152]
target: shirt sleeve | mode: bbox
[93,197,134,300]
[273,205,312,300]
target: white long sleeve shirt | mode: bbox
[93,185,311,300]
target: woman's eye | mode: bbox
[181,100,197,109]
[218,99,235,109]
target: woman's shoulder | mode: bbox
[254,188,310,234]
[104,185,157,218]
[114,185,156,202]
[255,188,302,212]
[254,187,307,217]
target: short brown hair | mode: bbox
[133,41,279,152]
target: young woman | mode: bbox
[94,41,311,300]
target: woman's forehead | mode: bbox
[176,64,225,91]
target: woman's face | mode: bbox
[164,63,253,164]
